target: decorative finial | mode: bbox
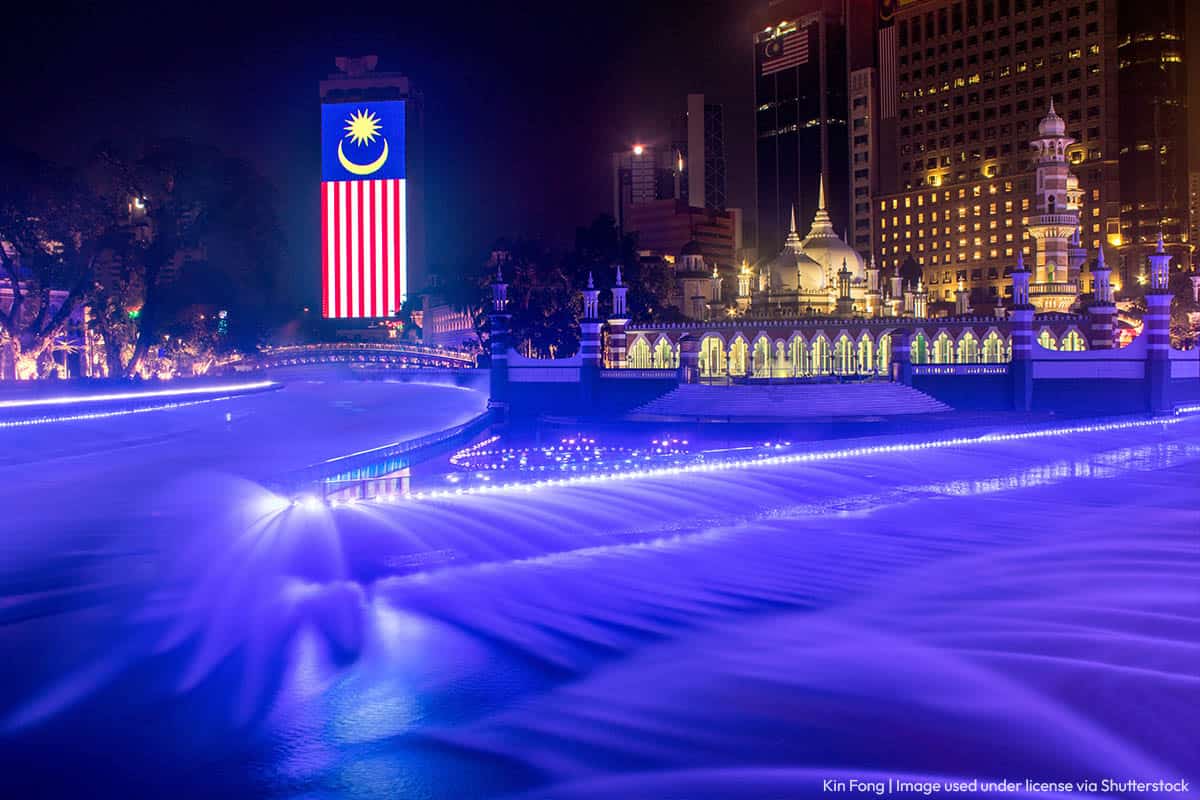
[1016,249,1026,271]
[495,264,504,282]
[789,204,797,234]
[1048,97,1055,116]
[615,265,623,287]
[817,172,826,211]
[1156,230,1166,254]
[1096,246,1106,270]
[587,271,594,289]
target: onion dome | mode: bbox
[1038,98,1066,137]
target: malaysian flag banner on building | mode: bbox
[761,25,810,76]
[321,100,407,319]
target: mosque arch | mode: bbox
[699,334,727,377]
[833,333,856,375]
[856,332,875,375]
[876,333,892,375]
[911,330,930,364]
[751,334,773,378]
[627,336,653,368]
[933,330,954,364]
[653,336,677,368]
[1060,328,1086,352]
[773,340,790,377]
[1037,328,1059,351]
[956,330,981,364]
[788,334,811,377]
[729,335,749,376]
[811,334,832,375]
[982,329,1006,363]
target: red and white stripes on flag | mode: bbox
[321,178,407,319]
[879,26,898,119]
[761,28,810,76]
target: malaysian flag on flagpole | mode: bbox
[761,27,810,76]
[320,101,408,319]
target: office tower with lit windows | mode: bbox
[872,0,1121,309]
[755,1,850,263]
[1117,0,1191,277]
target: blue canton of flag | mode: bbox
[321,100,406,182]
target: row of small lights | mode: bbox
[290,414,1191,509]
[0,393,252,429]
[449,434,692,474]
[0,380,276,409]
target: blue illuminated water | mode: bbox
[1,380,1197,799]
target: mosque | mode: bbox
[615,101,1121,378]
[667,101,1094,327]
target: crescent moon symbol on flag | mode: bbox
[338,138,389,176]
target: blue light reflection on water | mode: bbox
[2,420,1199,799]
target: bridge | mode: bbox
[228,342,478,372]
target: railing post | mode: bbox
[889,328,913,385]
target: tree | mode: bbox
[0,152,106,377]
[85,139,286,376]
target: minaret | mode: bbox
[580,271,603,368]
[607,266,630,368]
[914,278,929,319]
[836,260,853,315]
[736,260,752,314]
[1010,248,1035,411]
[889,267,904,316]
[865,254,881,317]
[1026,99,1083,311]
[1087,246,1116,349]
[1144,232,1173,412]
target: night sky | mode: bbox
[3,1,765,308]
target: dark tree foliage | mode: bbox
[86,139,287,374]
[486,215,688,359]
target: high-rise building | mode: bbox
[625,199,741,268]
[319,56,425,318]
[1117,0,1191,275]
[872,0,1121,308]
[684,94,728,211]
[612,144,682,234]
[849,67,879,259]
[755,0,850,263]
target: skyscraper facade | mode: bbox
[755,1,850,263]
[685,94,729,212]
[872,0,1121,307]
[1117,0,1191,275]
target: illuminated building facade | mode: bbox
[1117,0,1192,276]
[873,0,1121,309]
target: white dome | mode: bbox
[798,175,865,280]
[1038,99,1066,137]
